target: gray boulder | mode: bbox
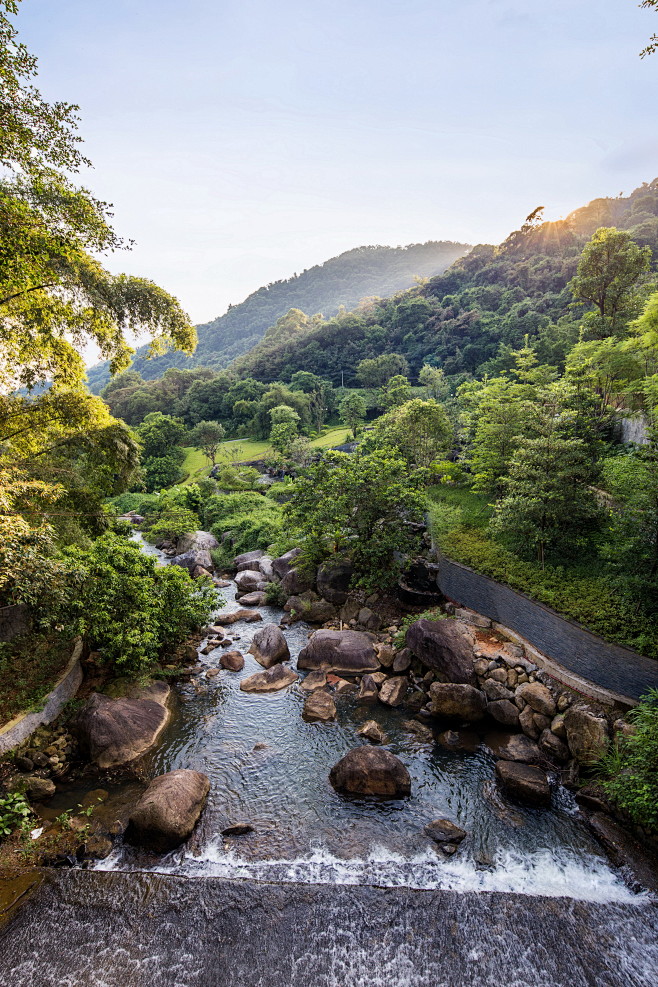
[539,728,570,763]
[238,591,268,607]
[280,566,315,597]
[220,651,245,671]
[176,530,219,554]
[563,706,609,763]
[316,562,353,604]
[495,760,551,807]
[516,682,557,718]
[74,692,169,769]
[406,619,476,684]
[297,629,380,675]
[126,769,210,852]
[429,682,486,721]
[488,699,521,729]
[284,593,337,625]
[240,664,298,693]
[258,557,276,582]
[484,731,542,765]
[235,569,263,593]
[233,549,264,568]
[248,624,290,668]
[329,747,411,798]
[271,548,302,579]
[170,548,213,574]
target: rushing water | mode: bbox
[2,536,657,986]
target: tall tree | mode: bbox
[189,420,226,466]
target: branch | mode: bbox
[0,283,58,306]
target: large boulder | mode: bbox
[280,566,315,597]
[302,690,337,723]
[297,629,380,675]
[329,747,411,798]
[488,699,521,729]
[176,530,219,555]
[235,569,263,593]
[220,651,245,671]
[316,562,353,604]
[248,624,290,668]
[429,682,486,721]
[516,682,557,718]
[170,548,213,574]
[74,692,169,769]
[563,706,610,763]
[495,760,551,807]
[233,549,264,569]
[258,557,276,582]
[406,619,476,685]
[213,609,262,625]
[484,731,542,765]
[126,769,210,852]
[238,591,268,607]
[271,548,302,579]
[239,664,298,693]
[379,676,409,707]
[284,594,336,625]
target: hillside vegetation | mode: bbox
[86,241,469,392]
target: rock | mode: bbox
[233,549,265,568]
[406,689,428,711]
[613,717,637,740]
[329,747,411,798]
[285,595,337,624]
[429,682,486,721]
[370,671,388,685]
[73,692,169,769]
[220,651,244,671]
[300,671,328,692]
[280,566,315,597]
[495,760,551,807]
[25,776,56,799]
[302,690,337,723]
[488,699,521,729]
[126,769,210,852]
[357,607,382,632]
[236,559,262,572]
[586,812,658,895]
[375,644,396,668]
[170,548,213,574]
[235,569,263,593]
[402,719,435,742]
[357,674,379,701]
[15,756,34,772]
[258,557,276,582]
[222,822,254,836]
[488,668,508,683]
[357,720,387,744]
[271,548,302,579]
[248,624,290,668]
[406,619,476,685]
[424,818,467,844]
[83,834,113,860]
[238,591,268,606]
[516,682,557,718]
[176,530,219,555]
[518,705,541,740]
[206,668,220,678]
[563,706,609,764]
[316,562,353,604]
[378,676,408,707]
[335,678,357,694]
[482,679,513,702]
[213,609,263,625]
[297,629,379,675]
[436,729,480,753]
[533,713,552,733]
[240,664,298,693]
[551,713,567,740]
[392,649,412,673]
[539,728,570,763]
[485,731,542,765]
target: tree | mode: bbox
[283,450,425,589]
[136,413,186,458]
[489,394,603,566]
[356,353,409,389]
[640,0,657,57]
[339,392,367,437]
[0,0,196,392]
[189,419,225,466]
[568,228,652,337]
[419,364,449,402]
[381,373,412,408]
[365,398,452,473]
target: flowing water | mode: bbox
[1,537,657,985]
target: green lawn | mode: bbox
[181,427,352,482]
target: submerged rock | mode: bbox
[302,689,337,723]
[73,692,169,769]
[248,624,290,668]
[484,731,542,765]
[222,822,254,836]
[495,760,551,807]
[297,629,379,675]
[424,818,467,844]
[329,747,411,798]
[406,618,477,685]
[126,769,210,852]
[220,651,245,672]
[240,664,298,693]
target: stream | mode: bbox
[1,536,658,985]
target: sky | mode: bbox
[15,0,658,327]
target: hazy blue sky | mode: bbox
[16,0,658,324]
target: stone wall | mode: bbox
[435,556,658,702]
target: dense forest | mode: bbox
[86,241,469,393]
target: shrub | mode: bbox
[146,508,200,543]
[0,792,33,839]
[602,690,658,833]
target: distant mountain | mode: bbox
[86,241,470,393]
[227,181,658,386]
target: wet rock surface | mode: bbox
[406,618,477,684]
[248,624,290,668]
[239,664,298,693]
[73,692,169,769]
[329,747,411,798]
[297,629,380,675]
[302,690,337,723]
[494,760,551,807]
[126,770,210,853]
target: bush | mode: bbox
[146,508,200,543]
[0,792,33,839]
[61,534,217,673]
[602,690,658,833]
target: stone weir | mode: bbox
[1,870,658,987]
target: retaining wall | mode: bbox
[0,605,30,643]
[0,639,83,755]
[435,556,658,703]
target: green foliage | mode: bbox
[364,398,452,473]
[147,508,199,543]
[264,581,288,607]
[0,792,32,839]
[60,534,216,673]
[188,419,225,465]
[393,608,445,649]
[339,392,367,437]
[283,450,425,590]
[204,492,286,557]
[136,412,187,458]
[356,353,409,389]
[142,455,185,492]
[602,690,658,832]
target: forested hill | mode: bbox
[229,181,658,386]
[86,241,469,393]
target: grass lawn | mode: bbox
[181,427,353,482]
